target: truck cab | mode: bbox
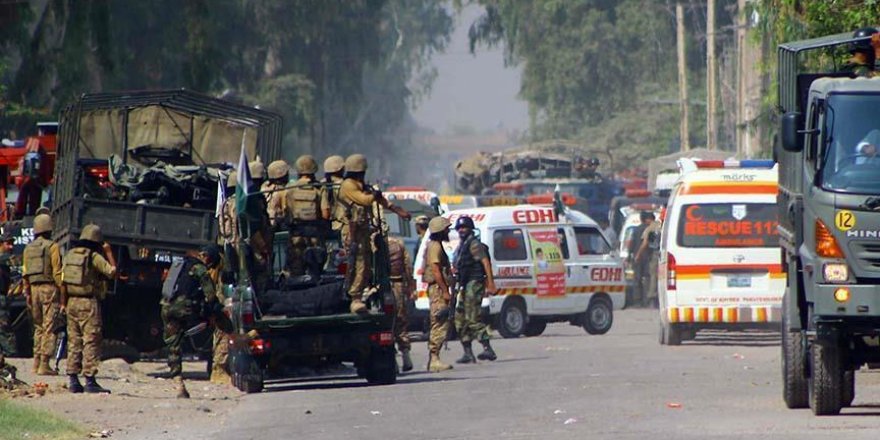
[777,30,880,415]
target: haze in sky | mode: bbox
[413,5,529,134]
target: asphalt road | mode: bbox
[131,309,880,440]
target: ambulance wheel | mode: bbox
[659,322,681,346]
[842,370,855,408]
[583,296,613,335]
[524,320,547,337]
[497,300,526,338]
[808,342,843,416]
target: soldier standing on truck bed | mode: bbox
[219,170,240,273]
[452,216,498,363]
[843,27,880,77]
[322,155,346,233]
[22,214,62,376]
[387,236,414,372]
[159,246,219,398]
[283,155,329,277]
[263,160,290,229]
[0,232,17,364]
[424,217,453,372]
[337,154,411,314]
[62,224,116,394]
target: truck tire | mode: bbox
[781,289,808,409]
[659,322,681,346]
[524,320,547,337]
[808,343,843,416]
[497,300,526,339]
[230,349,264,394]
[583,296,613,335]
[842,370,855,408]
[365,348,397,385]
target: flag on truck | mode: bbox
[236,133,251,216]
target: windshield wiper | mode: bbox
[860,196,880,211]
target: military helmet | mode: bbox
[249,159,265,180]
[851,27,878,54]
[428,216,451,234]
[414,215,430,228]
[227,171,238,189]
[454,216,475,230]
[200,244,222,264]
[324,155,345,174]
[35,206,50,216]
[344,154,368,173]
[33,214,53,235]
[267,160,290,180]
[80,224,103,242]
[295,155,318,175]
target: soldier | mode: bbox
[337,154,410,313]
[629,211,655,307]
[387,236,414,372]
[283,155,328,276]
[249,159,266,188]
[0,232,17,364]
[159,245,219,398]
[414,215,430,239]
[452,216,497,363]
[322,155,346,232]
[844,27,879,77]
[634,211,662,308]
[219,170,240,262]
[262,160,290,228]
[22,214,63,376]
[62,224,116,394]
[201,244,233,385]
[424,217,453,372]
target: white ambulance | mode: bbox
[413,204,626,338]
[658,159,783,345]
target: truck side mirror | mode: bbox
[781,112,804,152]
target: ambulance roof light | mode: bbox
[691,159,775,169]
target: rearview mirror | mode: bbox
[781,111,804,152]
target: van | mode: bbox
[658,159,782,345]
[413,204,625,338]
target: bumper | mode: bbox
[666,305,781,324]
[813,284,880,318]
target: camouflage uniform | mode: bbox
[639,220,662,306]
[160,259,216,379]
[262,180,286,228]
[387,238,412,353]
[424,240,451,357]
[207,256,232,384]
[0,253,16,358]
[323,175,345,232]
[22,234,63,372]
[453,235,491,344]
[282,176,327,276]
[63,247,116,378]
[338,178,376,304]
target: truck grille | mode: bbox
[850,241,880,271]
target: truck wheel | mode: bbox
[524,320,547,337]
[497,300,526,338]
[808,343,843,416]
[365,348,397,385]
[583,297,613,335]
[236,372,264,394]
[231,349,264,394]
[842,370,855,408]
[781,296,808,408]
[659,322,681,346]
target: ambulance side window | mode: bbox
[492,229,527,261]
[557,228,570,260]
[574,227,611,255]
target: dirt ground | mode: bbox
[4,356,242,438]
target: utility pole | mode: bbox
[706,0,718,150]
[676,2,690,152]
[735,0,746,156]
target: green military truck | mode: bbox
[777,30,880,415]
[52,90,282,356]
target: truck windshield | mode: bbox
[820,94,880,194]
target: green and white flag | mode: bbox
[236,133,251,216]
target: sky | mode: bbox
[412,5,529,134]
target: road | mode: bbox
[128,309,880,440]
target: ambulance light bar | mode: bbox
[693,159,775,169]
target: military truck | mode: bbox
[777,30,880,415]
[52,90,282,355]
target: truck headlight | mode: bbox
[823,263,849,282]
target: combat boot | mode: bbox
[456,342,477,364]
[210,367,232,385]
[349,297,368,314]
[36,356,58,376]
[68,374,84,394]
[83,376,111,394]
[175,377,190,399]
[427,353,453,373]
[477,339,497,361]
[400,349,413,372]
[32,356,40,373]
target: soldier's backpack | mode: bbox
[23,238,53,283]
[162,257,201,301]
[287,184,320,221]
[62,248,92,287]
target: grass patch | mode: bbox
[0,399,84,440]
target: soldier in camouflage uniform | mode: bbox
[219,170,240,270]
[322,155,346,232]
[337,154,410,313]
[159,246,219,398]
[387,236,414,372]
[452,216,497,363]
[62,224,116,394]
[282,155,329,276]
[424,217,453,372]
[844,27,880,78]
[0,233,17,364]
[202,245,233,385]
[262,160,290,229]
[22,214,63,376]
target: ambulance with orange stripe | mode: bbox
[658,159,782,345]
[413,204,626,338]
